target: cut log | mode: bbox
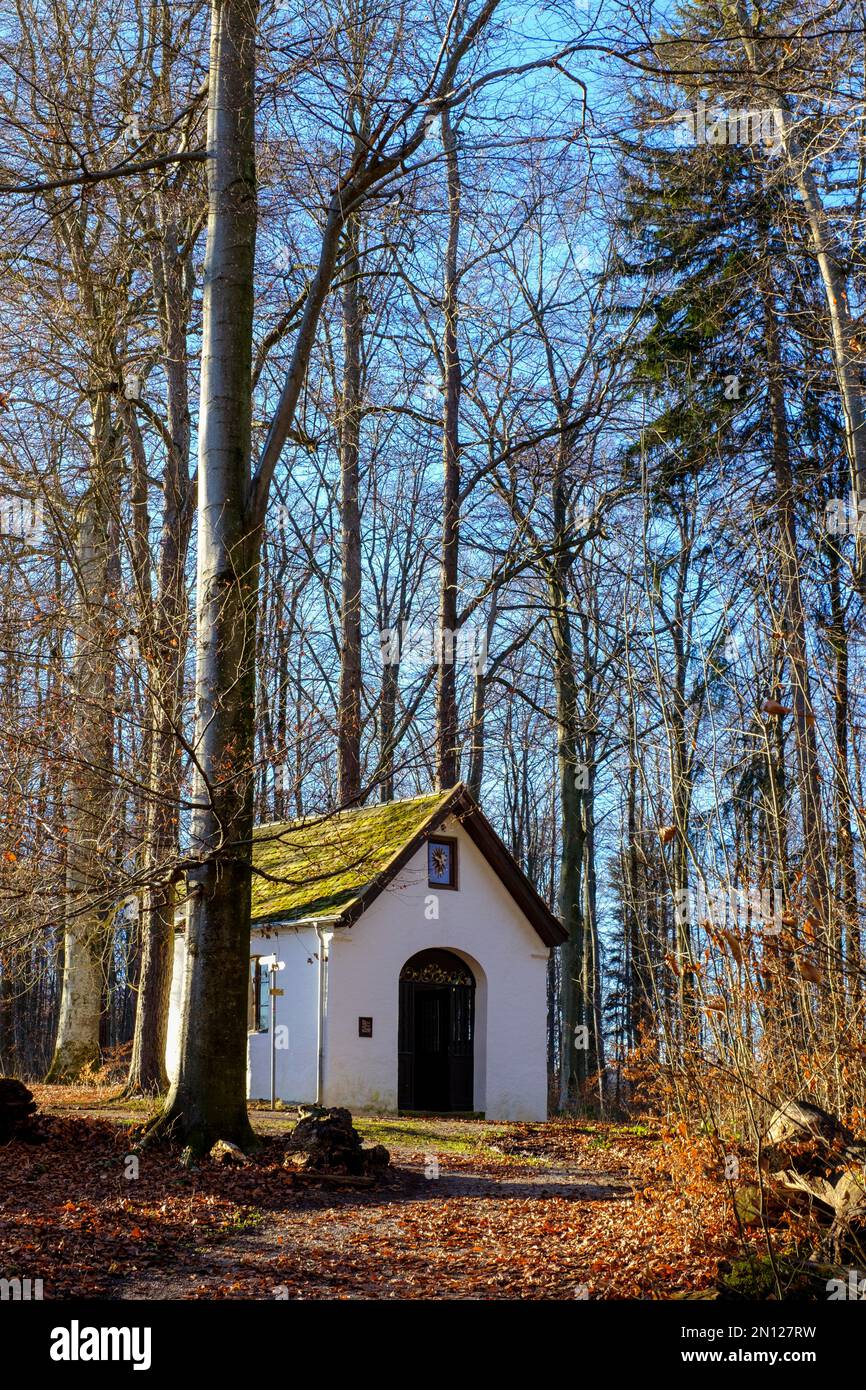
[760,1099,866,1243]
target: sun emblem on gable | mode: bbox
[427,838,456,887]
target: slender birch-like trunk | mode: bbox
[762,283,828,915]
[151,0,258,1151]
[436,108,462,789]
[337,212,363,804]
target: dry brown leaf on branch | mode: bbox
[716,929,745,964]
[797,958,823,984]
[761,698,791,717]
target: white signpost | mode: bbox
[259,954,285,1109]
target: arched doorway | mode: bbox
[398,949,475,1112]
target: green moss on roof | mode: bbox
[250,791,452,924]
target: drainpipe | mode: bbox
[315,922,335,1104]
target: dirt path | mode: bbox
[113,1127,636,1300]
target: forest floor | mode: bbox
[0,1086,753,1299]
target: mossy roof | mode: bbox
[250,790,453,925]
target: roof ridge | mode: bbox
[254,786,456,836]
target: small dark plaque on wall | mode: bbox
[358,1017,373,1038]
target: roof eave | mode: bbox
[252,911,347,930]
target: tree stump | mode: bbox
[0,1078,38,1143]
[284,1105,389,1177]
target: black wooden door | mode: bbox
[414,988,450,1110]
[448,982,474,1111]
[398,955,475,1111]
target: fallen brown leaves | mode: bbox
[0,1098,761,1300]
[0,1110,304,1298]
[498,1121,742,1298]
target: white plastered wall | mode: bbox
[164,812,552,1120]
[323,813,550,1120]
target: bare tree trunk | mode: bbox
[729,0,866,583]
[0,953,16,1074]
[670,609,693,1045]
[625,712,652,1051]
[582,758,605,1095]
[149,0,258,1151]
[550,531,587,1107]
[46,398,116,1081]
[436,108,462,789]
[762,285,828,914]
[466,593,497,798]
[652,503,697,1053]
[337,212,363,804]
[379,654,398,802]
[826,534,859,994]
[127,206,196,1096]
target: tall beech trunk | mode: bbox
[151,0,258,1151]
[436,108,462,789]
[549,459,588,1107]
[337,212,363,805]
[146,0,501,1148]
[47,401,116,1081]
[127,212,195,1096]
